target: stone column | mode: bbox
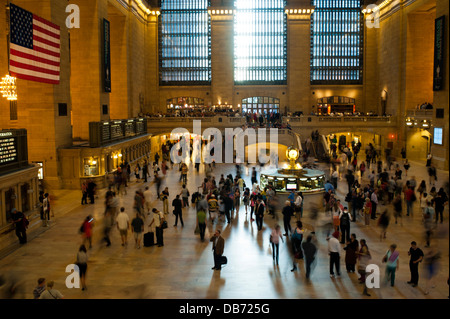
[69,0,110,140]
[286,8,313,114]
[210,8,234,108]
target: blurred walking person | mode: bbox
[357,239,372,296]
[344,233,359,273]
[76,245,88,291]
[377,209,390,241]
[103,210,113,247]
[80,215,94,249]
[270,224,284,265]
[196,207,207,241]
[302,234,318,280]
[424,247,441,295]
[282,200,294,236]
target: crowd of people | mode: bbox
[6,134,447,299]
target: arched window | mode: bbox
[234,0,287,84]
[241,96,280,114]
[159,0,211,85]
[310,0,363,84]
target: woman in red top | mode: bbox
[81,215,94,249]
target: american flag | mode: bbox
[9,3,60,84]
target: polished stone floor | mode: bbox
[0,157,448,299]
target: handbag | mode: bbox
[194,225,200,235]
[159,214,168,229]
[220,256,228,265]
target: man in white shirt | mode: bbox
[327,231,341,278]
[149,208,165,247]
[294,193,303,219]
[143,186,152,213]
[370,190,378,220]
[116,207,130,246]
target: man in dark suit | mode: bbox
[172,194,184,227]
[210,229,225,270]
[255,198,265,231]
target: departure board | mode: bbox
[0,132,17,165]
[0,129,29,175]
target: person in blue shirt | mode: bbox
[324,180,335,193]
[288,190,296,205]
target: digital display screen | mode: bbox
[434,127,443,145]
[286,183,297,190]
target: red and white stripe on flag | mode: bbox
[9,5,60,85]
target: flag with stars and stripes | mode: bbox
[9,3,60,84]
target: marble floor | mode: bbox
[0,157,448,299]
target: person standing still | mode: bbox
[150,208,165,247]
[39,281,64,299]
[363,198,372,226]
[382,244,400,287]
[255,198,265,231]
[160,187,170,215]
[407,241,424,287]
[33,278,46,299]
[210,229,225,271]
[339,207,352,243]
[370,189,378,220]
[81,181,88,205]
[42,193,51,226]
[131,212,144,249]
[328,231,341,278]
[116,207,130,246]
[11,208,27,244]
[172,194,184,227]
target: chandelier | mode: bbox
[0,75,17,101]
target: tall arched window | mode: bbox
[234,0,287,85]
[159,0,211,85]
[310,0,363,84]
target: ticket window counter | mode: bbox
[3,188,17,226]
[83,158,99,177]
[20,183,30,213]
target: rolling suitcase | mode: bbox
[144,231,155,247]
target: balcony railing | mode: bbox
[405,109,433,118]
